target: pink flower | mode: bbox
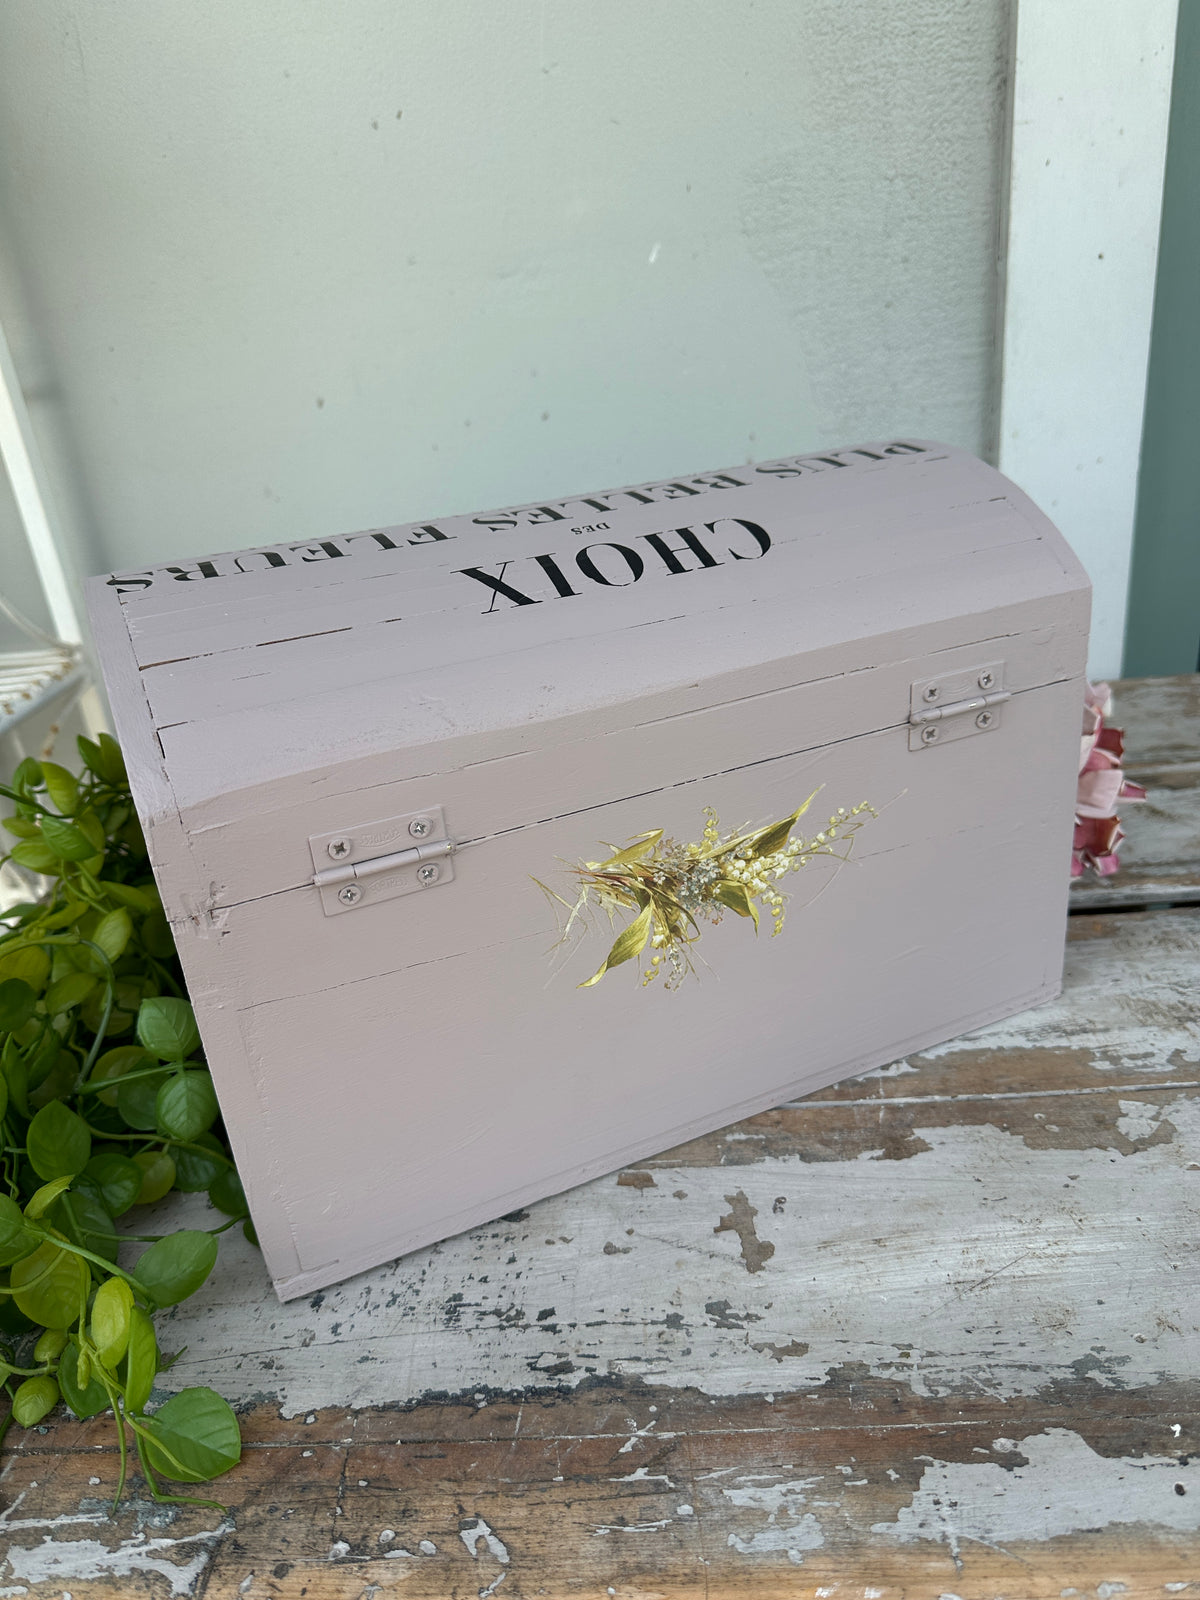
[1071,682,1146,877]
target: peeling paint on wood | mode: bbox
[3,680,1199,1594]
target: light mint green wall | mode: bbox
[0,1,1012,581]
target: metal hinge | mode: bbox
[908,661,1011,750]
[310,806,456,914]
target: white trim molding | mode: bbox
[998,0,1178,680]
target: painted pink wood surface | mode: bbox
[85,440,1091,1297]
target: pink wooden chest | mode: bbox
[87,439,1091,1298]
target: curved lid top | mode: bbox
[87,439,1090,814]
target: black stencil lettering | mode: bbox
[711,518,771,561]
[107,573,153,593]
[408,524,450,543]
[575,543,645,587]
[640,526,721,575]
[165,562,221,582]
[689,473,746,489]
[533,552,579,598]
[291,541,347,561]
[233,550,289,573]
[458,562,541,611]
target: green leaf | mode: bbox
[123,1305,159,1412]
[24,1174,74,1219]
[50,1189,119,1265]
[11,1240,90,1328]
[44,970,98,1016]
[96,879,156,912]
[0,977,36,1031]
[26,1100,92,1180]
[9,839,57,874]
[34,1326,68,1362]
[141,911,176,960]
[578,892,654,988]
[2,1035,29,1119]
[76,735,105,779]
[136,997,201,1063]
[132,1149,176,1205]
[40,761,79,816]
[140,1387,241,1482]
[97,733,127,785]
[27,1050,79,1111]
[0,944,50,991]
[0,1193,34,1265]
[133,1230,218,1308]
[3,813,40,839]
[40,814,95,862]
[11,756,42,793]
[87,1045,155,1107]
[58,1340,110,1420]
[118,1069,170,1130]
[171,1132,225,1192]
[74,808,107,853]
[91,908,132,964]
[208,1165,247,1219]
[81,1152,144,1216]
[155,1071,219,1142]
[12,1373,60,1427]
[91,1276,135,1371]
[712,880,760,929]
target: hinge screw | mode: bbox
[416,863,441,885]
[409,817,433,839]
[975,710,995,730]
[327,837,352,859]
[337,883,362,906]
[977,670,995,690]
[922,684,940,703]
[920,724,940,744]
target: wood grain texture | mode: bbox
[3,888,1199,1594]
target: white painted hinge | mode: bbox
[310,805,456,914]
[908,661,1011,750]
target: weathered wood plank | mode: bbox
[3,905,1199,1593]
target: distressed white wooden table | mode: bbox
[2,676,1198,1599]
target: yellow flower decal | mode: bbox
[542,793,877,990]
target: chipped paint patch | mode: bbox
[723,1474,825,1563]
[872,1429,1200,1552]
[0,1521,228,1596]
[153,1092,1200,1412]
